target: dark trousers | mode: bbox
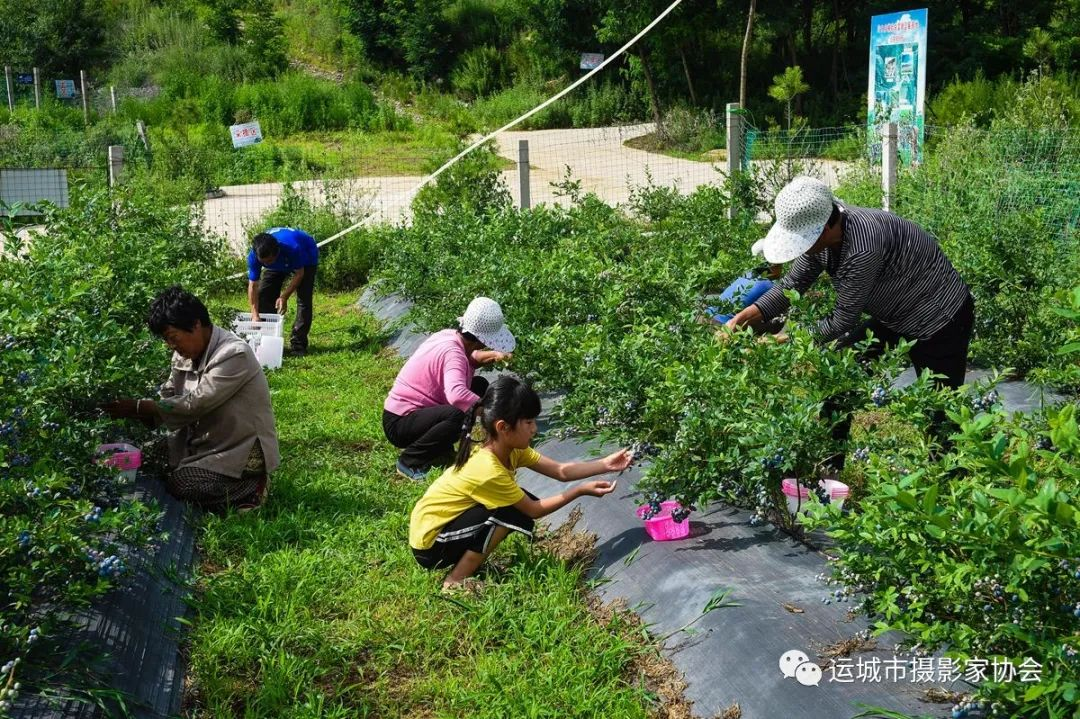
[826,294,976,470]
[383,376,490,471]
[258,265,317,351]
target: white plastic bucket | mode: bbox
[257,335,284,369]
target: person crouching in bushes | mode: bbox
[704,260,785,334]
[408,375,630,592]
[383,297,516,481]
[103,286,280,512]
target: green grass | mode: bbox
[185,292,657,718]
[261,127,463,177]
[623,132,727,163]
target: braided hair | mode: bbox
[454,376,541,469]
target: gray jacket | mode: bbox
[159,325,280,477]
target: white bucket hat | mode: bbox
[757,176,834,264]
[458,297,516,353]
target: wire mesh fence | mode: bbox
[5,67,1077,257]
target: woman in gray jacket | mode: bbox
[105,286,280,511]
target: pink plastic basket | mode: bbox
[782,477,850,515]
[636,500,691,541]
[95,443,142,478]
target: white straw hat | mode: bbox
[458,297,516,353]
[757,176,834,264]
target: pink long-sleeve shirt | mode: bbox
[384,329,481,416]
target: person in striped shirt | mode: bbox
[724,176,975,466]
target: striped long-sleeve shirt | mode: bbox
[752,204,970,343]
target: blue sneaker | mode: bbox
[396,460,430,481]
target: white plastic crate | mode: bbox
[232,312,284,338]
[243,334,284,369]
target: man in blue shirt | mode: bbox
[247,227,319,356]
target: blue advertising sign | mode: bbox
[55,80,76,98]
[867,9,928,166]
[16,74,33,85]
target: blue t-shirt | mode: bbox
[246,227,319,281]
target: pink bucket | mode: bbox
[95,443,142,481]
[782,478,849,515]
[636,500,691,541]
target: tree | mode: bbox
[1023,26,1056,72]
[595,0,665,126]
[0,0,106,74]
[243,7,288,79]
[739,0,756,108]
[768,65,809,130]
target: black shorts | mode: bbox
[412,492,537,570]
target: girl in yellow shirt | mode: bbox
[410,376,630,591]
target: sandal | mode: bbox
[235,476,269,513]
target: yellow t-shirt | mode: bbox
[409,446,541,550]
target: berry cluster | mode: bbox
[1,334,17,350]
[761,450,785,469]
[670,506,691,524]
[1035,436,1053,451]
[639,493,663,521]
[0,656,20,713]
[86,549,125,578]
[852,446,870,462]
[870,386,889,407]
[951,700,988,718]
[14,371,30,385]
[970,389,1000,413]
[628,441,660,467]
[16,531,30,549]
[84,506,104,523]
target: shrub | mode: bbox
[451,45,507,100]
[804,341,1080,716]
[656,105,723,153]
[0,186,228,708]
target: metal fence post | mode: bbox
[4,66,13,112]
[882,122,898,212]
[80,70,89,122]
[108,145,124,187]
[32,67,40,109]
[725,102,744,220]
[110,85,117,113]
[518,139,530,211]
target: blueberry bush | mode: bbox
[370,147,1079,715]
[0,186,228,710]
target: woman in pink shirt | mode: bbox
[383,297,515,480]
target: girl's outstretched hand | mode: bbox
[579,480,617,498]
[603,448,633,473]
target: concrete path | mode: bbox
[201,124,851,255]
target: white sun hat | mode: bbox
[757,176,835,264]
[458,297,516,353]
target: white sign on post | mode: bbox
[55,80,76,98]
[229,121,263,148]
[579,53,604,70]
